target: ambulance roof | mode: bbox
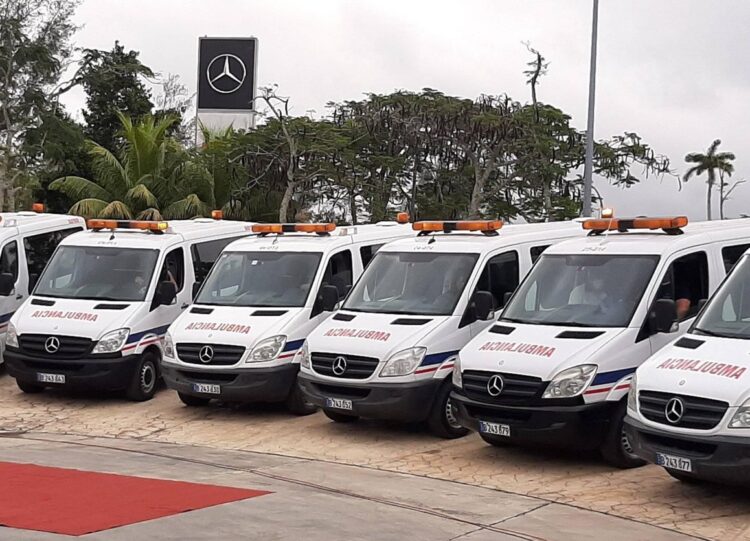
[224,222,412,253]
[0,212,85,241]
[378,220,583,255]
[58,219,253,250]
[545,218,750,257]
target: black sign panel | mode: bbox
[197,37,256,111]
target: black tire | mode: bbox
[178,392,210,407]
[479,432,511,447]
[665,469,704,485]
[323,408,359,423]
[427,381,470,439]
[126,351,159,402]
[285,380,318,416]
[17,380,44,394]
[600,400,647,469]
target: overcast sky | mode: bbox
[61,0,750,220]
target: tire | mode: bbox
[126,351,159,402]
[17,380,44,394]
[665,469,704,485]
[479,432,511,447]
[427,381,470,439]
[600,400,647,469]
[323,408,359,423]
[285,380,318,416]
[178,392,210,407]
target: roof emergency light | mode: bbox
[32,203,45,213]
[211,210,224,220]
[251,223,336,235]
[87,219,170,233]
[413,220,503,235]
[583,216,688,235]
[397,212,410,224]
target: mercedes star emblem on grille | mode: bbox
[44,336,60,354]
[199,345,215,364]
[665,397,685,424]
[487,374,505,397]
[332,356,347,376]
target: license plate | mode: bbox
[656,452,692,472]
[37,372,65,384]
[479,420,510,437]
[192,383,221,395]
[325,397,353,410]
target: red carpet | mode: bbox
[0,461,270,535]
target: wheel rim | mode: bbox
[140,362,156,393]
[620,427,637,458]
[444,396,462,429]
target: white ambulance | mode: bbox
[297,219,583,437]
[0,207,86,361]
[452,215,750,467]
[160,220,412,414]
[4,217,251,401]
[625,247,750,484]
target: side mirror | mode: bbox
[192,281,202,301]
[651,299,678,333]
[503,291,513,308]
[472,290,495,321]
[318,285,340,313]
[697,298,708,312]
[28,273,39,291]
[155,281,177,307]
[0,273,14,296]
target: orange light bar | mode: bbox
[211,210,224,220]
[32,203,45,213]
[87,219,169,232]
[582,216,688,232]
[397,212,410,224]
[413,220,503,233]
[251,223,336,234]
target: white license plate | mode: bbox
[37,372,65,384]
[479,420,510,437]
[192,383,221,395]
[325,397,353,410]
[656,452,692,472]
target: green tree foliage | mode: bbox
[683,139,735,220]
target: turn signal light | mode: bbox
[397,212,410,224]
[251,223,336,234]
[211,210,223,220]
[32,203,45,213]
[413,220,503,233]
[582,216,688,233]
[87,219,169,232]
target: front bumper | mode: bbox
[624,416,750,484]
[161,361,298,403]
[451,389,616,449]
[4,348,140,392]
[298,372,442,422]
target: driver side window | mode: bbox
[656,251,708,322]
[159,248,185,297]
[321,250,353,301]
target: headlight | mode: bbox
[248,335,287,362]
[163,332,175,359]
[452,354,463,388]
[379,347,427,377]
[92,328,129,354]
[295,342,310,369]
[5,322,18,348]
[543,364,597,399]
[730,398,750,428]
[626,372,638,413]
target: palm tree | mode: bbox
[50,113,219,219]
[683,140,735,220]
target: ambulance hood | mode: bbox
[13,297,143,340]
[307,311,452,360]
[637,334,750,406]
[462,322,625,380]
[169,305,303,348]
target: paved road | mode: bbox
[0,375,748,540]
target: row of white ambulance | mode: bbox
[2,208,750,484]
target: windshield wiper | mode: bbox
[693,327,749,339]
[499,317,543,325]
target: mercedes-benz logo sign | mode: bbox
[332,356,347,376]
[206,54,246,94]
[44,336,60,354]
[487,374,505,397]
[665,397,685,424]
[199,345,214,364]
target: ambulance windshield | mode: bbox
[501,254,659,328]
[34,246,159,301]
[693,256,750,339]
[196,251,322,307]
[344,252,478,315]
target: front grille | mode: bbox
[311,352,379,379]
[176,343,245,366]
[640,432,717,457]
[18,334,93,360]
[639,390,728,430]
[462,370,544,405]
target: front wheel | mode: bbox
[17,380,44,394]
[600,401,647,469]
[126,352,159,402]
[323,409,359,423]
[286,380,318,416]
[427,381,469,439]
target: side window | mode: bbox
[190,237,242,283]
[0,241,18,282]
[530,245,550,264]
[722,244,750,273]
[360,243,384,269]
[322,250,353,300]
[159,247,185,293]
[474,251,520,310]
[23,227,81,283]
[656,251,709,321]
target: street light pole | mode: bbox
[582,0,599,217]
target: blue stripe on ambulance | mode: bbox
[126,324,171,344]
[592,367,636,386]
[284,339,305,352]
